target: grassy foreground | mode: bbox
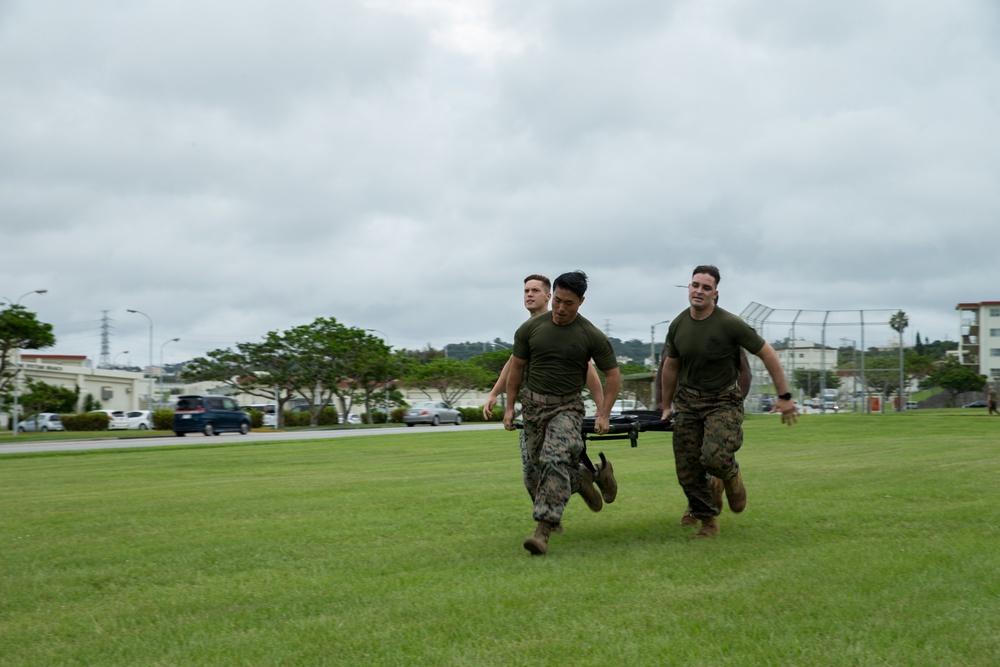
[1,411,997,666]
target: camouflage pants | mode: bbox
[672,383,744,520]
[521,395,586,526]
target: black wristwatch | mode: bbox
[778,392,792,401]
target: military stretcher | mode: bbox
[515,409,674,473]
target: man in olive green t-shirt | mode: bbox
[503,271,622,556]
[660,265,797,539]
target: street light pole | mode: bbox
[127,309,154,410]
[366,328,391,423]
[8,289,47,435]
[159,338,180,408]
[113,351,130,367]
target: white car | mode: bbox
[16,413,65,432]
[610,399,648,416]
[89,410,129,430]
[124,410,153,430]
[339,413,362,425]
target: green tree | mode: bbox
[863,355,902,399]
[792,369,841,397]
[0,304,56,398]
[341,333,403,424]
[470,349,512,378]
[182,341,300,428]
[402,358,495,406]
[278,318,361,426]
[927,358,986,406]
[17,379,79,416]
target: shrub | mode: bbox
[61,412,109,431]
[390,407,407,423]
[246,409,264,429]
[317,407,339,426]
[283,411,311,427]
[458,407,484,423]
[153,409,174,431]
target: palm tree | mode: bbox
[889,310,908,411]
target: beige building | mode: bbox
[956,301,1000,382]
[2,354,147,423]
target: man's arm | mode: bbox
[593,366,621,433]
[503,356,527,431]
[659,356,680,420]
[483,357,513,420]
[585,361,604,410]
[755,342,798,426]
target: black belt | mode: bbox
[523,389,581,405]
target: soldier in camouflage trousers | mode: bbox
[520,395,588,526]
[660,265,797,539]
[504,271,622,556]
[671,383,744,521]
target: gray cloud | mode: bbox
[1,0,996,365]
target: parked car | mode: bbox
[124,410,153,430]
[906,401,918,410]
[610,399,648,416]
[403,401,462,427]
[241,404,277,427]
[16,412,65,433]
[173,395,251,436]
[339,413,362,425]
[89,409,129,430]
[962,400,988,408]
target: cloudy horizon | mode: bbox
[3,0,997,366]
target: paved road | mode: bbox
[0,423,501,455]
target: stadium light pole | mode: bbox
[8,290,48,435]
[366,329,392,423]
[127,309,154,410]
[159,338,180,408]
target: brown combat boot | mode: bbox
[692,516,720,539]
[724,469,747,513]
[578,467,603,512]
[711,475,725,512]
[523,520,555,555]
[681,477,724,526]
[594,453,617,503]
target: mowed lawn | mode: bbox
[1,411,997,666]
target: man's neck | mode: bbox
[689,304,716,321]
[528,307,549,317]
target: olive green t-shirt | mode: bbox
[664,306,765,394]
[513,312,617,396]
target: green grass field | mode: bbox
[1,411,997,666]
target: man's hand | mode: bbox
[660,407,673,422]
[502,407,516,431]
[770,398,798,426]
[593,415,610,434]
[483,395,497,420]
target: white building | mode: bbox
[956,301,1000,382]
[2,354,147,424]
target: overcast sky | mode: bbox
[2,0,997,367]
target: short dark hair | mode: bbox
[553,270,588,298]
[692,265,721,287]
[523,274,551,290]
